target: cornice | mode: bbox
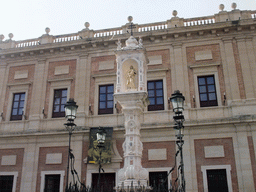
[47,77,74,82]
[92,73,116,78]
[147,68,169,73]
[7,81,32,87]
[189,62,221,68]
[0,20,255,61]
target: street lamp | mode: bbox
[64,98,78,191]
[170,90,185,192]
[96,127,107,191]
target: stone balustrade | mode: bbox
[183,16,215,27]
[0,9,255,50]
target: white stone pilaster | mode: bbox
[0,62,8,114]
[75,54,88,118]
[171,43,185,94]
[233,124,255,192]
[29,59,47,120]
[221,38,240,100]
[71,134,83,183]
[236,37,255,99]
[245,37,256,98]
[20,142,39,192]
[183,133,196,192]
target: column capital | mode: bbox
[78,53,89,59]
[172,42,183,48]
[235,36,247,42]
[222,37,233,43]
[37,58,47,64]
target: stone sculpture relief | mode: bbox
[127,65,136,90]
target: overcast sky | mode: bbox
[1,0,256,41]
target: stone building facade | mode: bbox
[0,3,256,192]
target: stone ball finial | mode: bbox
[172,10,178,17]
[84,22,90,29]
[45,27,50,34]
[231,2,237,10]
[8,33,13,40]
[0,34,4,41]
[128,16,133,23]
[219,4,225,11]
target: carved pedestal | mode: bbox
[114,92,149,188]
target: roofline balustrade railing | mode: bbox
[1,9,256,50]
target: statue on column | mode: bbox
[127,65,136,90]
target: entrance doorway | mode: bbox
[91,173,115,192]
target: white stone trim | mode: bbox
[40,170,65,192]
[146,167,172,189]
[148,148,167,160]
[204,145,225,158]
[14,70,28,79]
[193,66,222,108]
[45,153,62,164]
[1,155,17,165]
[0,172,18,192]
[195,50,213,61]
[148,55,162,65]
[201,165,232,192]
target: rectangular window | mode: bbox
[98,84,114,115]
[44,174,60,192]
[147,80,164,111]
[52,89,67,118]
[198,75,218,107]
[10,92,25,121]
[207,169,228,192]
[0,175,14,192]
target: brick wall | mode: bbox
[44,60,76,118]
[147,49,172,100]
[90,55,116,115]
[0,148,24,192]
[3,65,35,120]
[194,138,238,192]
[36,146,68,191]
[186,44,225,108]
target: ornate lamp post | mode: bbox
[96,127,107,191]
[64,98,78,191]
[170,90,185,192]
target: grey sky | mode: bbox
[1,0,256,41]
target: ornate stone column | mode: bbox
[114,35,149,189]
[115,92,148,187]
